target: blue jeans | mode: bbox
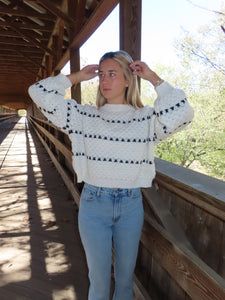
[78,183,144,300]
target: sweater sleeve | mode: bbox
[28,74,82,133]
[151,81,194,142]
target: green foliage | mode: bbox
[154,71,225,180]
[81,80,98,105]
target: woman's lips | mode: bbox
[102,88,111,92]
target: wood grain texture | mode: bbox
[142,215,225,300]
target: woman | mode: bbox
[28,50,194,300]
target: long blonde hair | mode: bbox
[96,51,143,108]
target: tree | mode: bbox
[176,4,225,77]
[155,86,225,179]
[154,7,225,180]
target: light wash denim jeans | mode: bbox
[78,183,144,300]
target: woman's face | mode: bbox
[98,58,128,104]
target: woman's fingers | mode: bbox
[130,61,150,74]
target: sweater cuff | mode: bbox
[155,81,174,97]
[57,73,73,89]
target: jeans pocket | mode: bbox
[81,187,95,202]
[131,188,142,200]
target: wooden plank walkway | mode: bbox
[0,117,88,300]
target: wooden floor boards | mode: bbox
[0,117,88,300]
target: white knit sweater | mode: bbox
[28,74,194,188]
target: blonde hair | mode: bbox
[96,51,143,108]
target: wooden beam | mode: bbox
[133,274,152,300]
[37,0,76,26]
[36,0,67,79]
[0,63,37,75]
[31,117,72,162]
[67,0,85,102]
[142,187,196,253]
[155,158,225,203]
[0,28,47,41]
[0,60,38,66]
[0,20,52,32]
[156,172,225,222]
[54,0,119,71]
[119,0,142,60]
[0,44,43,53]
[0,54,26,59]
[40,65,46,78]
[0,94,31,103]
[18,50,44,68]
[67,0,86,36]
[8,0,23,9]
[0,69,31,74]
[0,37,47,50]
[0,57,36,62]
[45,54,53,76]
[52,19,64,67]
[0,37,31,46]
[0,54,26,58]
[0,30,22,38]
[70,48,81,101]
[0,102,28,110]
[0,7,55,20]
[7,23,53,55]
[142,215,225,300]
[0,115,17,122]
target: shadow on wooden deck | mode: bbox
[0,118,88,300]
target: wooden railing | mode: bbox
[0,113,17,122]
[29,115,225,300]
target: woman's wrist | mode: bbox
[146,71,164,87]
[154,78,164,87]
[67,72,81,85]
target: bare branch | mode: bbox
[221,25,225,34]
[185,0,225,16]
[180,42,225,76]
[191,48,225,75]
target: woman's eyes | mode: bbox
[109,72,116,77]
[98,72,117,78]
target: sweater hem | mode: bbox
[77,176,155,189]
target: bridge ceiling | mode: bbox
[0,0,118,109]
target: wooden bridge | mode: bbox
[0,1,225,299]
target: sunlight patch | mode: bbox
[52,285,76,300]
[37,197,57,228]
[45,242,70,275]
[0,244,31,281]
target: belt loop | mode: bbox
[128,189,132,197]
[97,187,101,197]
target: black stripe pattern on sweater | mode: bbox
[74,153,153,165]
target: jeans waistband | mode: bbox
[84,183,140,197]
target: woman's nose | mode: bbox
[100,74,108,83]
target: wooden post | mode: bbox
[56,20,65,62]
[41,66,46,79]
[67,0,86,103]
[52,35,58,70]
[119,0,142,60]
[45,55,53,76]
[70,48,81,102]
[52,19,65,73]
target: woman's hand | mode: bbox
[130,61,163,87]
[67,64,99,85]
